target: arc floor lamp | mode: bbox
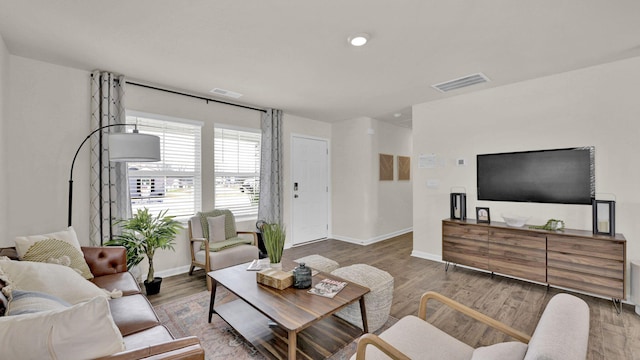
[68,124,161,227]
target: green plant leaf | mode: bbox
[262,223,285,264]
[105,208,183,283]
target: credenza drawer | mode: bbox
[489,229,546,282]
[547,251,623,279]
[547,267,624,299]
[547,235,624,261]
[443,223,488,241]
[489,229,546,250]
[443,222,488,270]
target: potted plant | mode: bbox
[261,222,286,269]
[105,208,182,295]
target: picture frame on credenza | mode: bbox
[476,207,490,223]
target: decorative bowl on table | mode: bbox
[501,214,529,228]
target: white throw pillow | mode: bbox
[471,341,528,360]
[0,258,108,304]
[0,296,125,359]
[6,290,71,316]
[207,215,227,243]
[14,226,82,259]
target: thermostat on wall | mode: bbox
[456,158,466,166]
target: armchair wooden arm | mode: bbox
[355,291,531,359]
[95,336,204,360]
[237,230,258,245]
[190,237,207,248]
[355,334,411,360]
[418,291,531,343]
[189,237,210,274]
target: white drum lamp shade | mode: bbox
[108,132,161,162]
[68,125,161,228]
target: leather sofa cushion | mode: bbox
[109,294,160,336]
[82,246,127,276]
[91,272,141,296]
[123,325,175,350]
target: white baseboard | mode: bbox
[333,227,413,246]
[410,250,442,262]
[155,265,192,279]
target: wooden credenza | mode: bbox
[442,219,626,301]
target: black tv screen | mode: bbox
[477,147,595,205]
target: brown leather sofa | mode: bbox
[1,246,205,360]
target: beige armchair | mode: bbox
[353,291,589,360]
[187,209,259,290]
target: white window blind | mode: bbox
[214,127,261,218]
[126,114,202,218]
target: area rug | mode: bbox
[154,289,397,360]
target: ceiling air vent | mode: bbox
[431,73,490,93]
[209,88,243,99]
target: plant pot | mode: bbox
[270,262,282,270]
[144,277,163,295]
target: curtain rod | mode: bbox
[125,81,267,113]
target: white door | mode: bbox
[292,136,329,245]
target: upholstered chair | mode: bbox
[187,209,259,290]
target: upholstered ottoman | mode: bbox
[294,254,339,273]
[331,264,394,332]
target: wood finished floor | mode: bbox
[149,233,640,359]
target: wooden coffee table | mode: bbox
[208,263,370,360]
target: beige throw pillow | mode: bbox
[0,296,125,359]
[207,215,227,243]
[14,226,82,259]
[22,239,93,279]
[14,226,94,279]
[0,258,108,305]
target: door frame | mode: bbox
[290,134,331,246]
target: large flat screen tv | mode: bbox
[477,147,595,205]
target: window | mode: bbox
[126,112,202,218]
[214,126,261,218]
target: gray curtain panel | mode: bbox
[258,109,283,224]
[89,71,131,246]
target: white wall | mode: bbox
[332,117,413,243]
[5,56,91,246]
[0,34,9,241]
[0,56,333,274]
[412,56,640,297]
[374,120,412,238]
[332,117,374,241]
[127,86,332,274]
[1,52,413,276]
[126,85,261,273]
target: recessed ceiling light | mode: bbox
[348,33,369,47]
[393,113,402,118]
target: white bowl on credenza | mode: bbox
[501,214,529,227]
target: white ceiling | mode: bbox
[2,1,640,128]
